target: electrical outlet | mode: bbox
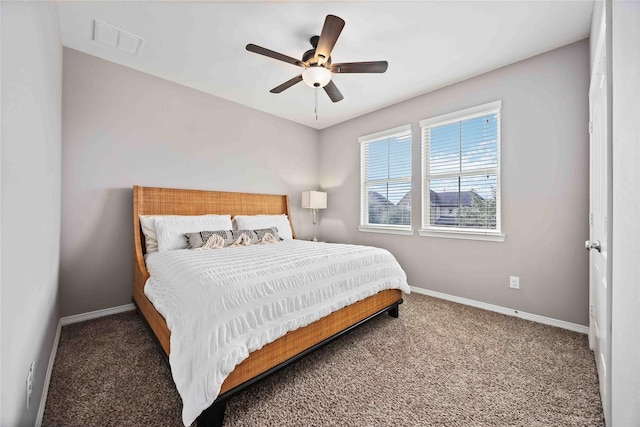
[509,276,520,289]
[26,362,34,410]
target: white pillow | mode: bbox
[139,215,165,253]
[140,214,199,253]
[233,214,293,240]
[154,215,233,251]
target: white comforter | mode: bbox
[144,240,410,426]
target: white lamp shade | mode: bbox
[302,66,332,88]
[301,191,327,209]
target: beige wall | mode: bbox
[319,40,590,325]
[60,48,320,317]
[1,2,62,425]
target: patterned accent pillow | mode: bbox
[185,228,280,249]
[185,230,232,249]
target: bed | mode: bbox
[132,185,408,426]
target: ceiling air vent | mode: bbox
[93,20,144,56]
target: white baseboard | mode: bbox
[36,320,61,427]
[60,303,135,326]
[36,303,136,426]
[410,286,589,334]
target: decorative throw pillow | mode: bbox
[185,228,281,249]
[185,230,234,249]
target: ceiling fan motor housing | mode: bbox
[302,36,332,67]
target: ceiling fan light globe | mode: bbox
[302,66,332,88]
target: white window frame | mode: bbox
[419,101,505,242]
[359,124,414,235]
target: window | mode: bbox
[420,101,504,241]
[359,124,413,235]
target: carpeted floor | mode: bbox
[42,293,604,426]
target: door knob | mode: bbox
[585,240,601,252]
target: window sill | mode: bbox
[418,229,505,242]
[358,226,414,236]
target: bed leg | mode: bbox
[197,400,226,427]
[388,304,399,318]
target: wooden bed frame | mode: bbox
[132,185,403,427]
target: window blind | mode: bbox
[421,101,501,233]
[359,125,412,229]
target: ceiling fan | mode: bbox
[246,14,388,103]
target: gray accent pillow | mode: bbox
[185,227,280,249]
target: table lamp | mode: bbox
[301,191,327,241]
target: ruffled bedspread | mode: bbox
[144,240,410,426]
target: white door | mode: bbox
[588,26,611,423]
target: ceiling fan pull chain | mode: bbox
[315,87,319,120]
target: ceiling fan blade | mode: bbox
[331,61,388,74]
[323,80,344,103]
[246,44,305,67]
[270,75,303,93]
[315,15,345,65]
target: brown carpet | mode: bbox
[42,293,604,426]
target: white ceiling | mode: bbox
[56,1,594,130]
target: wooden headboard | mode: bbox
[133,185,296,278]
